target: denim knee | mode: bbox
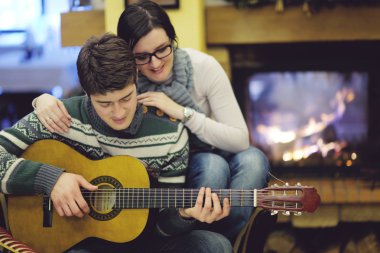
[187,153,230,189]
[229,146,270,189]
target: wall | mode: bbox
[104,0,206,51]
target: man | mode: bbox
[0,33,231,253]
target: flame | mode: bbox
[257,125,295,144]
[256,86,357,163]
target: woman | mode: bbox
[32,0,270,243]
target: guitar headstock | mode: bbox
[257,182,321,216]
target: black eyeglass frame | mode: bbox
[134,45,173,65]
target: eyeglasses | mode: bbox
[134,45,173,65]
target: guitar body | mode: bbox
[7,140,150,253]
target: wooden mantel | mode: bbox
[206,5,380,44]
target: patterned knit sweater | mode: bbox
[0,96,193,236]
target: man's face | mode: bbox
[90,84,137,131]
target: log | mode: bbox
[264,229,296,253]
[356,232,380,253]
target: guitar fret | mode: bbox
[190,189,192,207]
[240,189,243,207]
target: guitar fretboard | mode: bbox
[82,188,258,209]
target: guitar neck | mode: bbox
[85,188,258,209]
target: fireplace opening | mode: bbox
[229,41,380,176]
[246,70,367,170]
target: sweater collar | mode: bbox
[85,96,143,137]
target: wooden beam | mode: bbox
[206,5,380,44]
[61,10,105,47]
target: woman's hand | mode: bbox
[179,187,230,223]
[34,94,72,133]
[137,91,185,121]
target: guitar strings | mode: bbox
[76,189,302,209]
[79,189,303,197]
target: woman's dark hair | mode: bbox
[117,0,177,50]
[77,33,136,95]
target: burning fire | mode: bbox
[256,87,357,164]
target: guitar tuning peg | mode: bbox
[271,210,278,216]
[284,182,289,186]
[273,183,279,187]
[282,210,290,216]
[296,182,302,186]
[293,211,302,216]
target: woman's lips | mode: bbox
[151,65,164,74]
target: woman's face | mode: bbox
[133,28,174,83]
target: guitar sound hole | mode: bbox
[87,176,122,221]
[90,184,116,212]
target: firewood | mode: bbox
[264,229,296,253]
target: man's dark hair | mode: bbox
[117,0,177,50]
[77,33,136,95]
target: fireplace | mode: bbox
[228,40,380,251]
[229,41,380,176]
[206,5,380,250]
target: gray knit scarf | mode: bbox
[137,49,214,152]
[137,48,201,112]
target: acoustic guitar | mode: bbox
[7,140,320,253]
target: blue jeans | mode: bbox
[186,146,270,242]
[66,230,232,253]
